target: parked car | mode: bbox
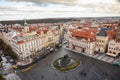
[66,45,69,48]
[50,48,54,52]
[9,59,14,63]
[2,62,6,66]
[6,56,12,59]
[13,65,18,69]
[3,71,8,76]
[113,59,120,67]
[58,44,62,47]
[63,41,67,44]
[94,51,98,55]
[6,56,15,63]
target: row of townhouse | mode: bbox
[107,22,120,57]
[67,22,120,57]
[0,21,61,61]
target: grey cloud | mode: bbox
[7,0,77,5]
[0,6,16,11]
[118,0,120,3]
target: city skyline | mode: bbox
[0,0,120,21]
[0,17,120,80]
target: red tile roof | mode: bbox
[71,29,98,42]
[106,30,116,40]
[19,32,24,37]
[43,30,49,34]
[17,41,24,44]
[29,27,37,32]
[116,39,120,42]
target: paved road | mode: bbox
[4,73,21,80]
[1,54,21,80]
[17,47,120,80]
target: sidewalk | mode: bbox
[64,46,115,64]
[4,73,21,80]
[16,59,33,66]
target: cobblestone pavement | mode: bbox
[66,46,115,64]
[17,46,120,80]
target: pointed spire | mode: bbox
[24,19,28,27]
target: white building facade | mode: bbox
[107,40,120,57]
[68,29,97,54]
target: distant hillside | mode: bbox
[0,18,78,25]
[0,16,119,25]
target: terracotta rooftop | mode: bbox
[116,39,120,42]
[106,30,116,40]
[71,29,98,42]
[42,29,49,34]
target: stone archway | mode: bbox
[82,48,85,53]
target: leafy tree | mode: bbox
[0,39,17,60]
[0,74,6,80]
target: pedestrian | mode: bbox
[65,76,67,80]
[81,71,83,75]
[14,70,16,73]
[41,74,44,80]
[55,72,58,76]
[83,72,87,77]
[105,72,108,76]
[79,71,81,75]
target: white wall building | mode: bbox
[4,20,60,62]
[107,40,120,57]
[68,29,98,54]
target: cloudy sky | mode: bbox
[0,0,120,21]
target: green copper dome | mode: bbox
[24,20,28,27]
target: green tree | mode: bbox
[0,39,17,60]
[0,74,6,80]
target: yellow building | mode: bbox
[95,28,109,53]
[45,30,54,47]
[45,29,60,49]
[0,31,9,44]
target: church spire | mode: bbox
[23,19,29,32]
[24,19,28,27]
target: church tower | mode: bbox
[24,20,29,32]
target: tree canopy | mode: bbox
[0,74,6,80]
[0,39,17,59]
